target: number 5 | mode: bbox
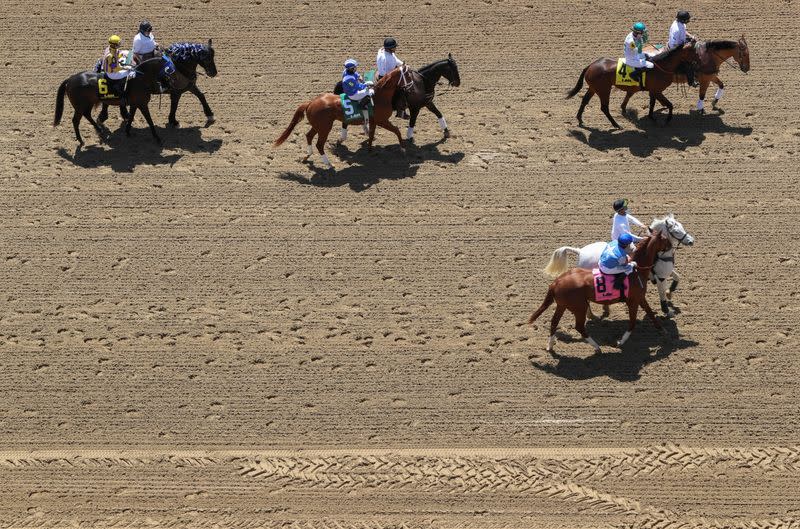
[342,99,354,115]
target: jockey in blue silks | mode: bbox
[599,232,636,300]
[340,58,374,140]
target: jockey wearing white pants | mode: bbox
[623,22,653,85]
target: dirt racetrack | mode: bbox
[1,0,799,527]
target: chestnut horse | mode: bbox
[274,66,409,168]
[641,37,750,114]
[528,233,671,354]
[566,43,700,128]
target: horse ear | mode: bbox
[448,53,452,60]
[208,38,213,48]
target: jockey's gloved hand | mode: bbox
[368,89,375,97]
[630,261,638,268]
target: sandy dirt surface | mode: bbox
[1,0,799,527]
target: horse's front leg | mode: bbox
[648,92,657,121]
[188,84,215,126]
[139,104,162,145]
[667,270,681,300]
[617,301,639,347]
[696,77,711,114]
[655,92,673,123]
[407,106,420,140]
[377,119,405,155]
[711,76,725,109]
[168,91,182,127]
[425,101,449,138]
[640,297,662,330]
[98,103,109,124]
[655,278,672,316]
[620,92,634,113]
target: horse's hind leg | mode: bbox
[576,90,594,126]
[314,121,333,168]
[377,119,405,153]
[547,305,566,352]
[83,109,103,139]
[575,305,602,354]
[125,106,137,136]
[305,128,317,159]
[620,91,633,113]
[598,88,621,129]
[98,103,109,123]
[72,110,84,146]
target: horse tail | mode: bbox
[566,65,590,99]
[528,286,556,324]
[53,79,68,126]
[273,102,310,147]
[543,246,581,278]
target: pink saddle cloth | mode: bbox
[592,269,628,302]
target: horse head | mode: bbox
[445,53,461,87]
[200,39,218,77]
[736,35,750,73]
[650,214,694,247]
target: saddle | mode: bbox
[592,269,629,302]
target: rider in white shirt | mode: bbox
[611,198,648,243]
[667,10,698,87]
[132,20,158,64]
[377,37,408,118]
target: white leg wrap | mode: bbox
[438,117,447,129]
[306,144,313,156]
[586,336,601,352]
[340,127,347,141]
[697,99,704,111]
[363,123,369,135]
[321,154,332,167]
[406,126,414,140]
[715,88,724,100]
[618,330,632,346]
[547,335,556,351]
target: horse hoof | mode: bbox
[205,115,215,126]
[168,121,179,128]
[443,129,451,138]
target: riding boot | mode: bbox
[614,273,627,301]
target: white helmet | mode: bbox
[344,58,358,69]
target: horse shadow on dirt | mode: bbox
[278,138,464,192]
[569,109,752,158]
[57,124,223,173]
[530,317,698,382]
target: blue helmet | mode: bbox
[344,58,358,69]
[618,233,634,247]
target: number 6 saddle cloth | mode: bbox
[592,268,629,302]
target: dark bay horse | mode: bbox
[405,54,461,140]
[274,66,408,168]
[567,43,700,128]
[97,40,218,127]
[54,57,169,145]
[528,233,670,354]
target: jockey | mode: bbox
[377,37,408,118]
[101,35,132,108]
[612,198,648,243]
[624,22,653,87]
[341,58,374,122]
[599,233,636,301]
[668,10,698,87]
[132,20,159,64]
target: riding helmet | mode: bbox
[108,34,121,46]
[632,22,647,32]
[384,37,397,49]
[613,198,629,212]
[676,10,690,23]
[139,20,153,34]
[618,233,634,247]
[344,58,358,69]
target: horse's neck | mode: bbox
[421,63,445,85]
[375,74,398,101]
[633,237,659,267]
[659,51,689,71]
[175,58,198,76]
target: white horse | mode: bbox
[543,214,695,316]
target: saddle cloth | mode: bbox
[615,58,646,87]
[592,268,629,302]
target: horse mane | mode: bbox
[650,44,687,62]
[418,59,449,74]
[648,213,675,234]
[705,39,737,50]
[166,42,210,62]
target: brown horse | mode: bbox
[274,66,409,168]
[641,36,750,114]
[528,233,671,354]
[566,43,700,128]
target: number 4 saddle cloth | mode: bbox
[592,268,629,302]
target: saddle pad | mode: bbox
[615,58,646,87]
[340,94,374,124]
[97,78,117,100]
[592,268,628,302]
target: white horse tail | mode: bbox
[543,246,581,278]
